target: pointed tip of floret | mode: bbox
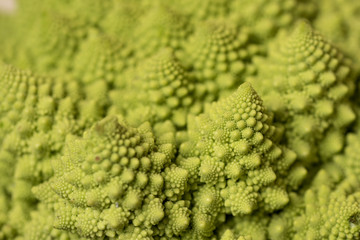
[149,47,176,64]
[92,115,125,136]
[238,81,253,92]
[234,82,258,99]
[291,19,313,39]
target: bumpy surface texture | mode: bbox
[1,0,360,239]
[34,116,191,239]
[250,21,356,165]
[177,83,305,237]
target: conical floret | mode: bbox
[110,48,204,129]
[178,82,304,238]
[33,116,191,239]
[181,20,261,98]
[250,21,356,164]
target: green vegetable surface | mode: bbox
[0,0,360,239]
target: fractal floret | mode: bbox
[1,0,360,239]
[33,116,191,239]
[268,170,360,240]
[177,82,305,238]
[109,48,204,129]
[250,20,356,165]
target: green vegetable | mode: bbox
[250,20,356,164]
[0,0,360,239]
[268,171,360,240]
[34,116,191,239]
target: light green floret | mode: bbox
[0,64,79,184]
[217,214,268,240]
[109,48,204,129]
[33,116,191,239]
[0,63,102,185]
[249,20,356,165]
[19,204,85,240]
[73,30,134,114]
[180,19,263,99]
[0,63,103,238]
[184,186,224,238]
[65,0,112,26]
[220,229,252,240]
[0,190,13,239]
[268,171,360,240]
[334,132,360,180]
[229,0,317,39]
[100,0,146,40]
[73,30,133,86]
[132,3,193,61]
[315,0,360,75]
[176,0,233,21]
[178,82,306,238]
[25,13,88,74]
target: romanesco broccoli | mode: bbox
[0,0,360,239]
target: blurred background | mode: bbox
[0,0,15,13]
